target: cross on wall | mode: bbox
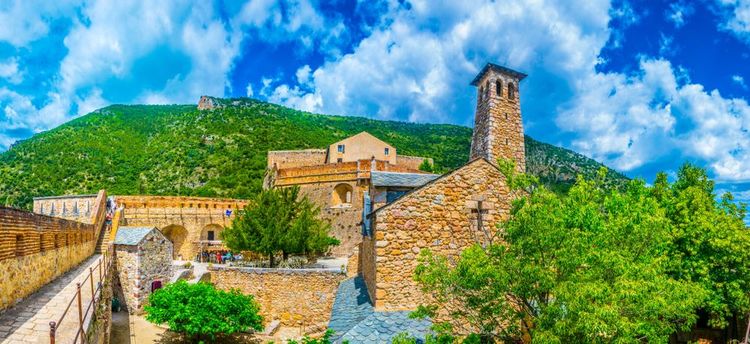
[465,196,494,247]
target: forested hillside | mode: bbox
[0,98,627,208]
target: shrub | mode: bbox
[144,281,263,341]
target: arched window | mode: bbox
[332,184,354,207]
[508,83,516,100]
[478,86,484,102]
[15,235,24,257]
[485,80,490,99]
[495,80,502,97]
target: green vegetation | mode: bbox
[0,98,627,209]
[223,186,339,267]
[413,161,750,343]
[144,281,263,342]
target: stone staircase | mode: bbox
[94,222,111,254]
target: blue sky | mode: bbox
[0,0,749,205]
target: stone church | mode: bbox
[361,63,526,311]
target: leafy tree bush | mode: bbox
[412,161,741,343]
[144,281,263,342]
[653,164,750,327]
[222,186,339,267]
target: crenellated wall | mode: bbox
[0,207,97,310]
[33,194,100,224]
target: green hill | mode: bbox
[0,98,627,208]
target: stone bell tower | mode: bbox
[469,63,526,172]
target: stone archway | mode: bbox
[201,224,224,242]
[161,225,189,260]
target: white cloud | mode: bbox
[0,58,23,84]
[296,65,312,85]
[733,74,748,89]
[246,83,254,97]
[666,2,695,28]
[268,0,611,122]
[715,0,750,42]
[0,0,82,47]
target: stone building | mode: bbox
[267,131,438,257]
[113,226,173,313]
[360,63,527,311]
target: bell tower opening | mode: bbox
[469,62,527,172]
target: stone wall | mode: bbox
[117,195,247,260]
[366,159,513,311]
[115,230,173,313]
[210,267,346,328]
[298,181,365,257]
[469,68,526,173]
[0,207,97,310]
[397,155,432,171]
[267,149,328,169]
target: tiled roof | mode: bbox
[329,277,432,343]
[371,171,439,188]
[113,226,154,246]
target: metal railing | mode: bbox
[49,245,114,344]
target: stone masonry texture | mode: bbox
[210,267,346,329]
[470,68,526,172]
[365,159,513,311]
[115,229,173,313]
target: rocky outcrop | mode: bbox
[197,95,220,110]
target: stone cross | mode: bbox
[471,200,489,232]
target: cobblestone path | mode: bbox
[0,255,103,344]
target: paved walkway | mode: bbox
[0,255,104,344]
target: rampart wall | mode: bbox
[33,194,99,224]
[0,207,97,311]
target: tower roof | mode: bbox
[470,62,527,86]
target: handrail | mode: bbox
[49,244,114,344]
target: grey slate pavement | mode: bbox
[329,277,432,343]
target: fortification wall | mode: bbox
[268,150,327,169]
[209,267,346,328]
[116,195,247,260]
[33,194,99,224]
[0,207,97,311]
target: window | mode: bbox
[478,86,484,102]
[485,80,490,98]
[506,138,510,145]
[332,184,354,207]
[337,158,343,163]
[384,147,390,156]
[495,80,502,97]
[337,144,345,153]
[508,83,516,100]
[505,113,508,120]
[207,230,215,241]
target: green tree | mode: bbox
[144,281,263,342]
[222,186,339,267]
[419,159,435,173]
[414,165,707,343]
[654,164,750,328]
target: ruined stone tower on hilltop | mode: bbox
[469,63,527,172]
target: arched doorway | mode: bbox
[201,224,224,242]
[161,225,188,260]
